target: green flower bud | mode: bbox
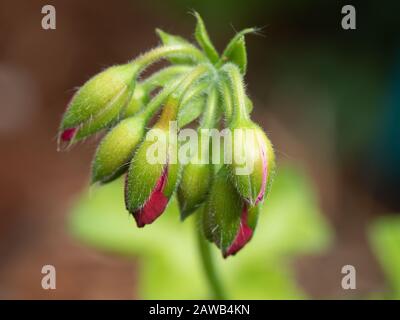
[123,85,149,118]
[228,121,275,206]
[91,114,147,184]
[125,100,181,227]
[177,139,213,219]
[59,64,136,147]
[202,166,260,257]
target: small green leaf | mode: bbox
[218,28,255,72]
[224,36,247,74]
[156,29,194,65]
[193,12,219,64]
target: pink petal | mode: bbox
[61,128,77,141]
[134,165,169,228]
[255,135,268,205]
[224,205,253,258]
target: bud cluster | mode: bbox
[58,12,275,257]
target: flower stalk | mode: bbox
[196,220,226,300]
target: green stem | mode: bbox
[141,65,193,92]
[220,79,234,123]
[196,224,226,300]
[181,81,208,106]
[140,64,210,122]
[200,85,218,129]
[139,75,186,121]
[132,45,206,75]
[220,63,249,123]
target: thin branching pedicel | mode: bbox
[58,12,275,259]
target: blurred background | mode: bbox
[0,0,399,299]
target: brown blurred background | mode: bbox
[0,0,399,299]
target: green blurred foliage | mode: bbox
[369,215,400,299]
[69,164,332,299]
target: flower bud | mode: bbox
[178,161,213,220]
[125,131,180,227]
[59,64,136,147]
[125,100,181,227]
[223,204,259,257]
[123,85,148,118]
[202,166,259,257]
[228,121,275,206]
[91,114,147,184]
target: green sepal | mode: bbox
[223,35,247,74]
[193,12,219,64]
[218,28,255,70]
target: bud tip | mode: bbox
[131,166,169,228]
[223,205,253,258]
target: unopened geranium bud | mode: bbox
[228,121,275,206]
[124,85,148,118]
[59,64,136,147]
[202,166,259,257]
[125,100,181,227]
[223,204,259,258]
[177,160,213,220]
[91,114,147,184]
